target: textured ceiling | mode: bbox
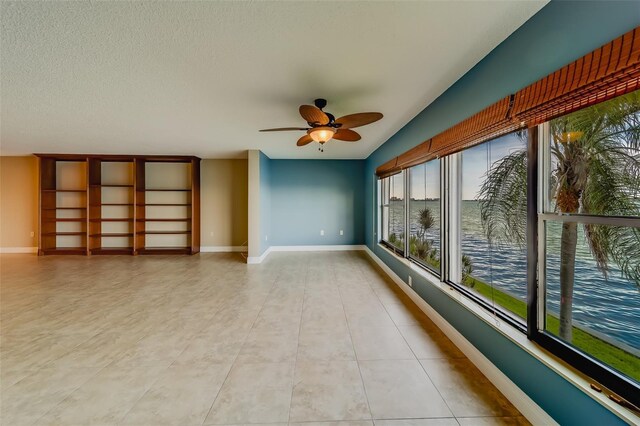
[1,1,546,159]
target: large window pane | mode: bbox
[544,220,640,382]
[389,173,405,251]
[380,173,404,252]
[408,160,440,273]
[381,177,390,242]
[458,131,528,320]
[545,90,640,218]
[541,90,640,384]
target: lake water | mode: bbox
[392,200,640,351]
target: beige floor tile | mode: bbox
[397,325,465,360]
[420,359,520,418]
[251,310,302,334]
[292,422,374,426]
[383,302,430,326]
[359,359,452,419]
[36,364,165,425]
[0,366,37,392]
[111,330,195,367]
[120,363,231,425]
[47,331,140,369]
[301,305,350,334]
[217,424,288,426]
[456,417,531,426]
[0,366,100,425]
[344,306,397,329]
[297,328,356,361]
[173,333,246,365]
[289,360,371,422]
[204,361,294,424]
[0,333,90,371]
[350,326,415,360]
[374,420,459,426]
[1,252,527,425]
[236,329,299,363]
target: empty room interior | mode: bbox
[1,1,640,425]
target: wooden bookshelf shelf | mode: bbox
[40,247,87,255]
[136,247,191,255]
[140,218,190,222]
[91,247,134,255]
[41,189,87,193]
[138,231,191,235]
[37,154,200,256]
[138,203,192,206]
[144,189,192,192]
[42,207,86,210]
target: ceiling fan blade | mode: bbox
[299,105,329,125]
[333,129,361,141]
[259,127,309,132]
[335,112,383,129]
[297,134,313,146]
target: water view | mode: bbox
[389,199,640,353]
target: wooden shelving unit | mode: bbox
[36,154,200,255]
[38,158,88,255]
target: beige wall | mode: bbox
[201,159,248,248]
[0,156,39,250]
[0,156,247,251]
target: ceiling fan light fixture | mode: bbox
[308,126,336,143]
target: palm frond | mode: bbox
[479,149,528,248]
[551,89,640,286]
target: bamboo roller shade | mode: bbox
[377,27,640,178]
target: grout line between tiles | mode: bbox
[338,257,375,422]
[200,263,282,426]
[287,256,310,424]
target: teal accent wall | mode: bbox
[364,1,639,424]
[268,160,365,246]
[259,151,271,255]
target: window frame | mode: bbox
[442,135,529,333]
[379,172,405,256]
[376,118,640,408]
[529,122,640,407]
[406,159,442,277]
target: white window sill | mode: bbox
[375,243,639,425]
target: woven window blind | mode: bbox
[376,27,640,178]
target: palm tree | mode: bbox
[479,90,640,342]
[418,208,435,239]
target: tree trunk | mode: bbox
[559,221,578,342]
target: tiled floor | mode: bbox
[0,251,529,426]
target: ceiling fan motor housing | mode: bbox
[314,98,327,109]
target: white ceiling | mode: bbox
[1,1,546,159]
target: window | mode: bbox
[538,91,640,385]
[408,160,440,274]
[380,172,405,253]
[456,131,529,321]
[375,89,640,406]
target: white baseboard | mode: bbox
[363,246,556,426]
[0,247,37,254]
[269,245,367,252]
[200,246,247,253]
[247,246,272,264]
[247,244,366,264]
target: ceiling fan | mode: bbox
[259,99,383,151]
